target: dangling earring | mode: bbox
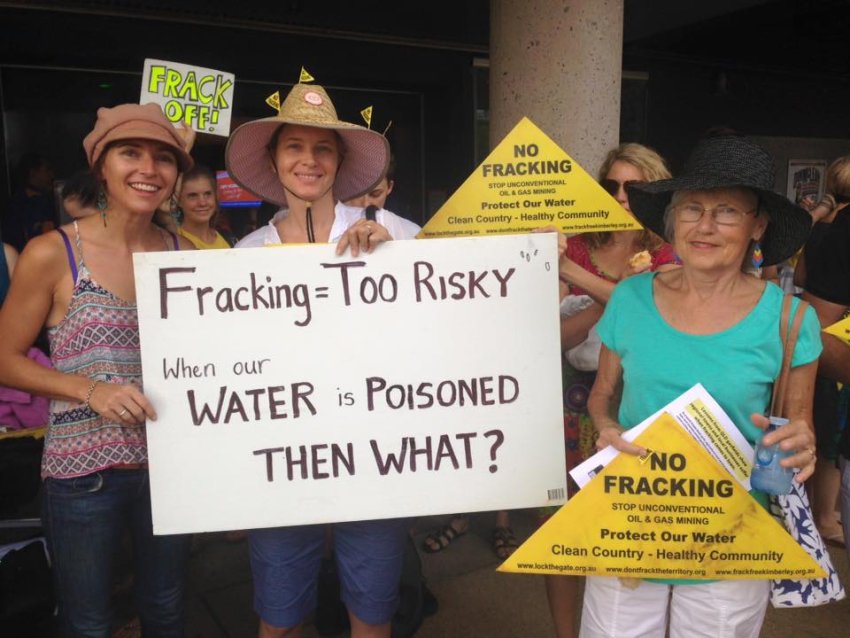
[170,193,182,226]
[96,185,108,227]
[751,241,764,269]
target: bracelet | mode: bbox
[84,379,100,410]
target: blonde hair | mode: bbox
[825,156,850,201]
[585,143,672,251]
[597,143,672,183]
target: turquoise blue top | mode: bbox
[597,273,822,444]
[597,273,822,586]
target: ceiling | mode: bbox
[5,0,849,78]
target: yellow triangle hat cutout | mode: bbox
[823,314,850,348]
[499,413,824,580]
[360,105,373,129]
[418,117,642,239]
[265,90,281,112]
[299,67,315,83]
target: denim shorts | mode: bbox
[248,518,409,628]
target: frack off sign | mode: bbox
[134,235,566,534]
[140,59,235,136]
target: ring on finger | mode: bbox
[119,408,128,417]
[806,446,816,461]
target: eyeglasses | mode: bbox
[674,202,757,226]
[600,178,645,196]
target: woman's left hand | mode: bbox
[750,413,817,483]
[336,220,392,257]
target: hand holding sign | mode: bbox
[501,414,824,580]
[134,235,567,534]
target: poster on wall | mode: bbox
[786,159,826,205]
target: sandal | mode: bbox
[492,526,518,560]
[422,519,467,553]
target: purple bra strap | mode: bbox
[169,231,180,251]
[56,228,78,282]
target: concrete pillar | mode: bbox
[490,0,623,174]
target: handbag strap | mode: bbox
[770,295,810,418]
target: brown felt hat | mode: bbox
[225,83,389,205]
[83,103,194,171]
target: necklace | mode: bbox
[284,207,317,243]
[306,206,315,243]
[587,248,621,282]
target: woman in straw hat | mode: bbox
[580,135,821,637]
[0,103,194,636]
[225,80,419,638]
[227,82,419,252]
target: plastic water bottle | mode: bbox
[750,417,794,495]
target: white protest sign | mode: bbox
[134,234,566,534]
[140,59,235,136]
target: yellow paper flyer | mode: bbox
[418,117,641,238]
[500,414,823,579]
[571,384,753,490]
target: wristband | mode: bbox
[84,379,100,410]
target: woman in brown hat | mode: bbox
[0,103,194,637]
[225,81,419,638]
[580,135,820,636]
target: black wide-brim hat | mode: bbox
[627,136,811,266]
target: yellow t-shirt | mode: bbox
[177,227,231,250]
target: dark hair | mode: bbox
[385,154,396,183]
[61,171,100,208]
[181,164,217,192]
[13,153,49,190]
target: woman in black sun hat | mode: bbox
[582,135,821,637]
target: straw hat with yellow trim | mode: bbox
[225,83,389,206]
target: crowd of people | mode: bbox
[0,75,848,638]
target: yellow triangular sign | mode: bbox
[299,67,315,83]
[360,106,373,129]
[265,91,281,112]
[418,117,642,239]
[499,413,824,579]
[824,314,850,347]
